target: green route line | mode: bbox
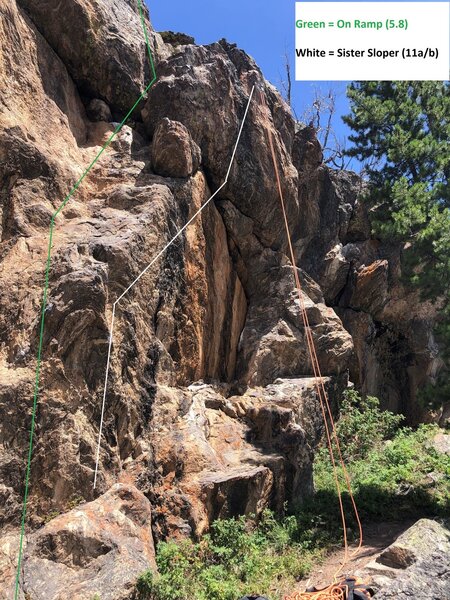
[14,1,156,597]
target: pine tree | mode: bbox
[343,81,450,406]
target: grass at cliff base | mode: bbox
[136,393,450,600]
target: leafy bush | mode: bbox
[314,392,449,522]
[136,511,319,600]
[333,390,404,461]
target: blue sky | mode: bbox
[148,0,448,171]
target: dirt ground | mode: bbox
[295,520,415,592]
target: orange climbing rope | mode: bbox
[285,577,374,600]
[285,583,346,600]
[258,89,367,599]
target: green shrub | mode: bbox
[333,390,404,461]
[313,392,449,522]
[135,510,320,600]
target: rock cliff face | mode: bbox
[0,0,444,596]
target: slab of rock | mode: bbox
[372,550,450,599]
[142,41,300,250]
[432,432,450,455]
[150,376,344,539]
[357,520,450,599]
[292,124,323,174]
[21,484,156,600]
[0,531,22,598]
[348,260,389,316]
[151,118,201,178]
[237,266,353,386]
[160,31,195,46]
[86,98,112,122]
[200,466,273,522]
[321,243,351,303]
[18,0,167,115]
[1,0,86,242]
[376,518,450,570]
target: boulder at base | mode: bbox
[21,484,156,600]
[360,519,450,599]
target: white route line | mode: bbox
[93,85,255,488]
